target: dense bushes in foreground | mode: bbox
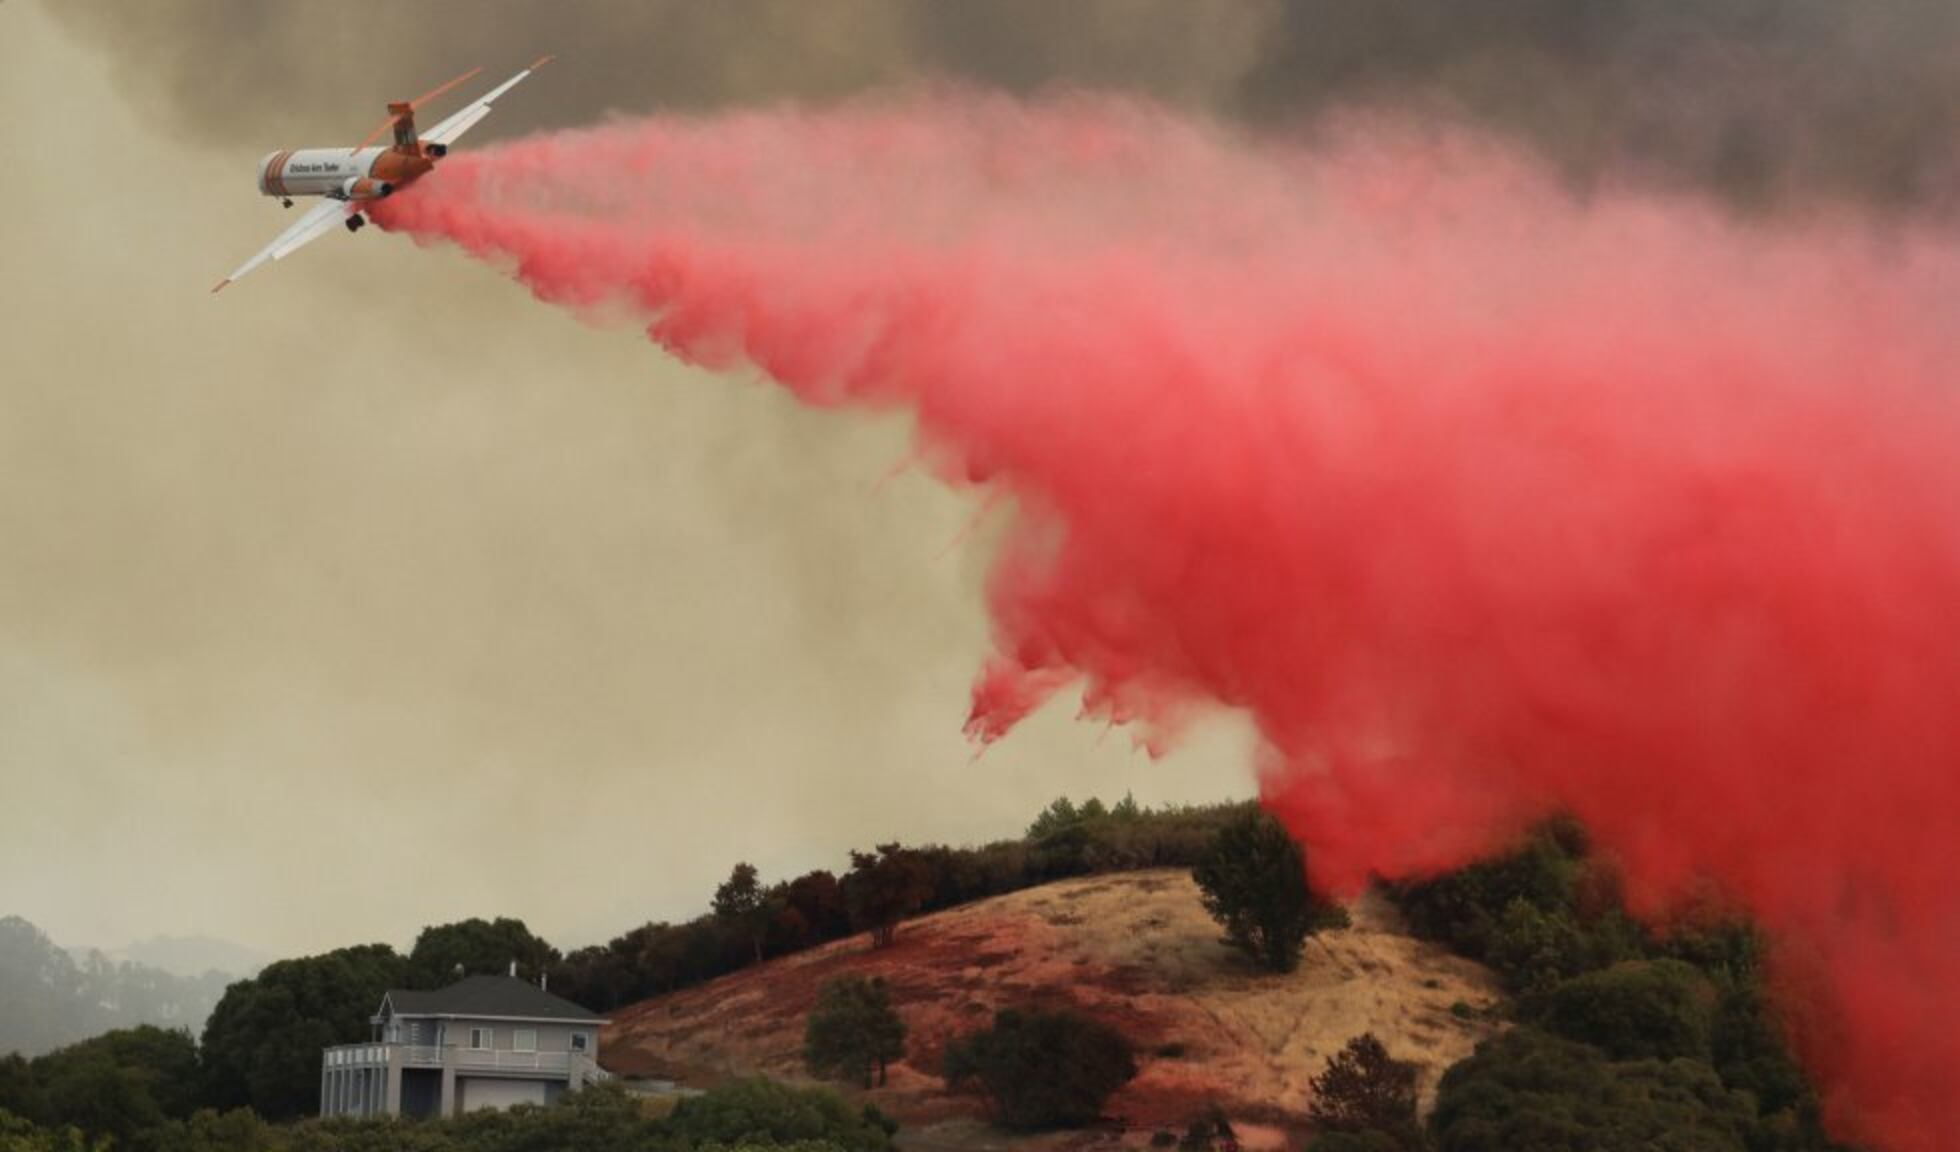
[1,1080,889,1152]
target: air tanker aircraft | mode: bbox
[213,58,552,293]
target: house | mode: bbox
[320,972,610,1118]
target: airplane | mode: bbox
[213,57,552,293]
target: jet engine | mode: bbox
[340,177,396,201]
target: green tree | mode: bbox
[770,871,851,955]
[0,1058,43,1127]
[1391,824,1581,963]
[36,1059,162,1152]
[11,1027,204,1152]
[1192,809,1346,973]
[150,1109,278,1152]
[1307,1034,1424,1151]
[1487,900,1595,998]
[1540,960,1715,1063]
[804,976,907,1088]
[714,863,775,964]
[405,918,559,988]
[664,1078,896,1152]
[0,1109,107,1152]
[842,845,933,949]
[1025,798,1081,841]
[199,944,407,1120]
[1430,1028,1757,1152]
[942,1008,1137,1130]
[1706,982,1817,1128]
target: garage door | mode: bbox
[458,1078,547,1113]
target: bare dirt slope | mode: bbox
[604,870,1501,1137]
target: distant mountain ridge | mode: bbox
[0,915,239,1056]
[75,933,268,981]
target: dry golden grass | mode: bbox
[604,870,1501,1141]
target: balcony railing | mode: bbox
[457,1048,571,1072]
[323,1042,579,1075]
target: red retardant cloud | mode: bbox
[372,97,1959,1150]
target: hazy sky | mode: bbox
[0,2,1254,960]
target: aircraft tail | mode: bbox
[388,103,418,152]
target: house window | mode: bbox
[469,1027,492,1050]
[570,1032,590,1053]
[512,1028,537,1053]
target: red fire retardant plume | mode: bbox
[372,98,1959,1149]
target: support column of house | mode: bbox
[441,1053,458,1117]
[385,1052,402,1117]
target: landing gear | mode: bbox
[345,214,367,233]
[281,198,294,208]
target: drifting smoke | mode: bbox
[370,98,1957,1147]
[50,0,1960,214]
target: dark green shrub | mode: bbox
[942,1009,1137,1130]
[1393,836,1574,960]
[1430,1028,1756,1152]
[1307,1034,1423,1151]
[1192,810,1346,973]
[1539,960,1715,1063]
[804,976,907,1088]
[664,1078,895,1152]
[1311,1133,1427,1152]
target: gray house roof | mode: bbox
[381,975,605,1023]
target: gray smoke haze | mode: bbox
[51,0,1960,211]
[1,2,1254,960]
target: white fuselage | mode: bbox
[259,148,399,200]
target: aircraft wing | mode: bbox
[212,197,356,293]
[420,55,554,149]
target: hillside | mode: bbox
[603,870,1503,1139]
